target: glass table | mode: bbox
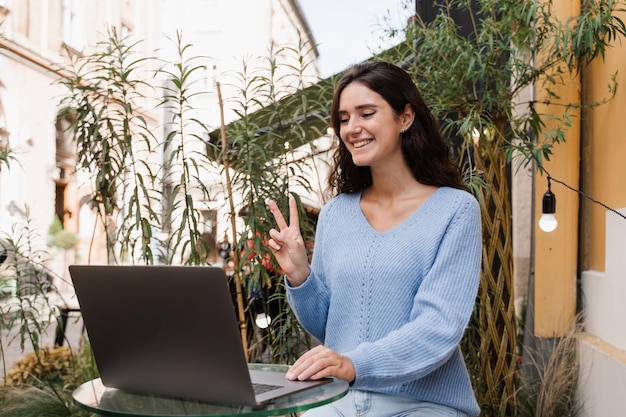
[72,364,349,417]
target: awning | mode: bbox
[206,41,412,169]
[207,73,342,169]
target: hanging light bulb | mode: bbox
[255,312,271,329]
[539,177,557,232]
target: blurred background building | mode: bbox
[0,0,318,284]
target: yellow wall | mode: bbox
[533,0,580,337]
[584,24,626,271]
[534,2,626,337]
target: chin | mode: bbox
[350,157,371,167]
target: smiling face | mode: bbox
[337,81,414,170]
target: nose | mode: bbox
[344,118,362,136]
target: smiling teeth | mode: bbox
[353,140,372,148]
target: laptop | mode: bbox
[68,264,331,406]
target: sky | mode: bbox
[298,0,414,78]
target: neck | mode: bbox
[368,164,421,199]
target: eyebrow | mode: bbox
[338,103,379,113]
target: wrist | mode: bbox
[285,267,310,287]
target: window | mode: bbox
[55,113,76,227]
[62,0,84,50]
[201,209,217,235]
[0,3,9,21]
[120,22,131,39]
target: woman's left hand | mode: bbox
[285,345,356,383]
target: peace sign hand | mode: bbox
[267,197,311,287]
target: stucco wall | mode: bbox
[0,55,63,244]
[579,208,626,417]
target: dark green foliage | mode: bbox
[380,1,625,416]
[218,40,327,363]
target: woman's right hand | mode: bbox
[267,197,310,287]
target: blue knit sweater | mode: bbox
[286,187,482,416]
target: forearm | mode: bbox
[286,273,329,342]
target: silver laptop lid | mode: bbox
[69,264,259,405]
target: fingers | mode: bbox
[266,196,310,285]
[288,197,300,232]
[267,197,300,232]
[267,236,282,252]
[285,346,356,382]
[268,199,288,231]
[286,346,324,381]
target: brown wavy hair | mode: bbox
[328,61,466,196]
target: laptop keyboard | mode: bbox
[252,382,283,395]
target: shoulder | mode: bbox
[319,192,360,218]
[431,187,480,224]
[436,187,478,209]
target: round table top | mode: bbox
[72,363,349,417]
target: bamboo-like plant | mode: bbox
[214,37,331,363]
[59,27,159,264]
[0,147,16,172]
[0,222,57,364]
[57,28,327,364]
[154,30,219,266]
[381,0,625,415]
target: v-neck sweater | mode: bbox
[286,187,482,416]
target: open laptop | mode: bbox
[68,264,331,406]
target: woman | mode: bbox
[268,61,482,417]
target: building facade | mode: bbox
[531,3,626,416]
[0,0,318,287]
[0,0,162,288]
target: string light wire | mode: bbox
[546,174,626,221]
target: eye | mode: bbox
[339,117,349,124]
[362,111,375,118]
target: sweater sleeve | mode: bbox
[285,202,332,342]
[347,196,482,388]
